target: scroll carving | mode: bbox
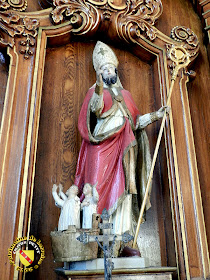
[51,2,200,87]
[166,26,199,77]
[51,0,100,34]
[0,10,39,58]
[170,26,199,56]
[51,0,200,65]
[51,0,162,37]
[0,0,27,11]
[0,0,10,9]
[115,0,163,43]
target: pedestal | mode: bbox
[65,257,148,271]
[55,265,177,280]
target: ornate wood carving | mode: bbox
[170,26,199,55]
[0,0,27,11]
[51,0,200,67]
[52,0,163,22]
[51,0,100,34]
[0,8,39,58]
[164,26,199,78]
[52,0,163,41]
[51,0,163,37]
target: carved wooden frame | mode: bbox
[0,0,209,279]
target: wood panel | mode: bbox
[158,0,210,257]
[187,52,210,254]
[27,40,174,280]
[26,0,43,12]
[0,0,209,279]
[0,50,9,126]
[0,45,37,280]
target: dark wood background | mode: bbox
[26,40,175,280]
[0,1,209,280]
[0,49,9,127]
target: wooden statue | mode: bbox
[74,41,169,237]
[81,183,99,229]
[52,184,80,230]
[1,0,209,279]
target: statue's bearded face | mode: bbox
[100,64,117,86]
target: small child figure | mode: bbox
[52,184,80,231]
[81,183,99,229]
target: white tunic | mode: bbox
[58,197,80,231]
[82,197,98,229]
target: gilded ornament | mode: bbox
[52,0,100,35]
[170,26,199,57]
[0,5,39,58]
[0,0,10,9]
[0,0,27,11]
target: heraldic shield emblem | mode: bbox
[19,250,34,266]
[8,235,45,272]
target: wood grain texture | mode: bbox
[0,48,36,280]
[25,0,43,12]
[159,0,210,262]
[27,40,174,280]
[0,1,209,280]
[0,50,9,126]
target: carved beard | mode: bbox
[102,69,118,86]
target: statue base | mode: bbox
[50,224,100,262]
[55,266,177,279]
[64,257,148,270]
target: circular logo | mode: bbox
[8,235,45,273]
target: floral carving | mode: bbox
[115,0,162,43]
[123,0,163,25]
[0,10,39,58]
[0,11,23,46]
[0,0,27,11]
[52,0,162,39]
[0,0,10,10]
[52,0,100,34]
[19,17,39,59]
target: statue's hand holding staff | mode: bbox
[156,106,170,119]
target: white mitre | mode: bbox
[93,41,119,73]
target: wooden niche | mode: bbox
[0,0,209,280]
[28,40,176,280]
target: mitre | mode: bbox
[93,41,119,73]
